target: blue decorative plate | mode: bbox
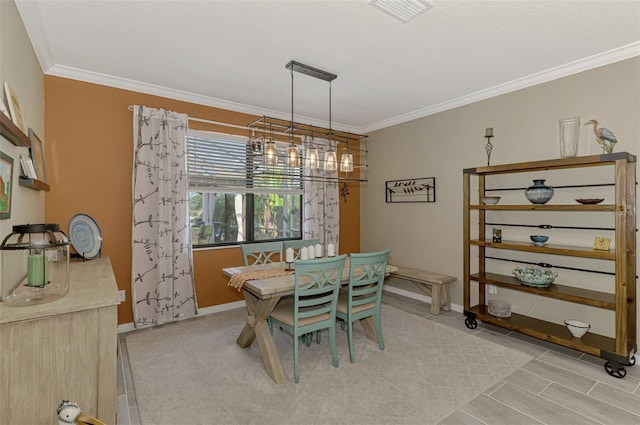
[68,213,102,259]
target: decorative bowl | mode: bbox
[512,266,558,288]
[565,320,590,338]
[576,198,604,205]
[530,235,549,247]
[480,196,501,205]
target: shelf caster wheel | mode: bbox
[628,356,636,366]
[604,361,627,379]
[465,317,477,329]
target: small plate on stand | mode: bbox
[576,198,604,205]
[69,213,102,259]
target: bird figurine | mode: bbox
[57,401,106,425]
[585,119,618,154]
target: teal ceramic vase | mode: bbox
[525,179,554,204]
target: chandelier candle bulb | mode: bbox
[315,243,323,258]
[300,246,309,260]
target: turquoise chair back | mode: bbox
[269,254,347,383]
[283,238,320,259]
[336,249,391,363]
[241,241,283,266]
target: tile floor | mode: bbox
[116,292,640,425]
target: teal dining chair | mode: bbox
[241,241,283,266]
[283,239,320,259]
[268,254,347,383]
[336,249,391,363]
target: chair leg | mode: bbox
[294,333,300,384]
[347,319,355,363]
[329,324,339,368]
[316,330,321,344]
[339,318,345,331]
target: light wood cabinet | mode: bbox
[463,153,636,378]
[0,256,119,424]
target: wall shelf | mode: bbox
[19,177,49,191]
[0,112,30,147]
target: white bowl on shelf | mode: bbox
[564,320,590,338]
[480,196,501,205]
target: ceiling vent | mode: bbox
[368,0,433,23]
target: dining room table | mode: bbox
[222,261,398,384]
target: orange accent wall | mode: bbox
[44,76,360,325]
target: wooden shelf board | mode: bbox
[470,272,616,309]
[463,153,635,175]
[19,177,50,191]
[467,305,617,356]
[470,204,617,211]
[0,112,30,147]
[470,239,616,260]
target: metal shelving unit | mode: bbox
[463,153,636,378]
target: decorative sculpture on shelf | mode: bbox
[585,119,618,154]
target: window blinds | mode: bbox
[187,132,303,195]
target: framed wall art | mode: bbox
[385,177,436,203]
[3,82,27,134]
[0,151,14,219]
[28,128,46,182]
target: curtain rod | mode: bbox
[128,105,255,132]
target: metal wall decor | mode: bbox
[385,177,435,203]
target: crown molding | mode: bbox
[360,41,640,134]
[45,65,361,134]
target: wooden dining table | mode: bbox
[222,262,397,384]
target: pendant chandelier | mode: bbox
[249,60,369,184]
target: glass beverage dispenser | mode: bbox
[0,224,70,306]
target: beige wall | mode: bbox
[0,1,44,238]
[362,57,640,337]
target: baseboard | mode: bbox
[117,300,247,333]
[382,285,463,313]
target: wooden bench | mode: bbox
[389,266,457,315]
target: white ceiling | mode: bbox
[15,0,640,134]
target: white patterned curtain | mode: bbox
[132,105,197,327]
[303,138,339,251]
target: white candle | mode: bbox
[327,243,335,257]
[308,245,316,260]
[285,247,294,263]
[300,246,309,260]
[485,127,494,137]
[315,243,323,258]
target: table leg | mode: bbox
[236,290,285,384]
[359,317,381,343]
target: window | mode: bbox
[187,131,302,246]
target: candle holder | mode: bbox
[0,224,70,306]
[485,135,494,166]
